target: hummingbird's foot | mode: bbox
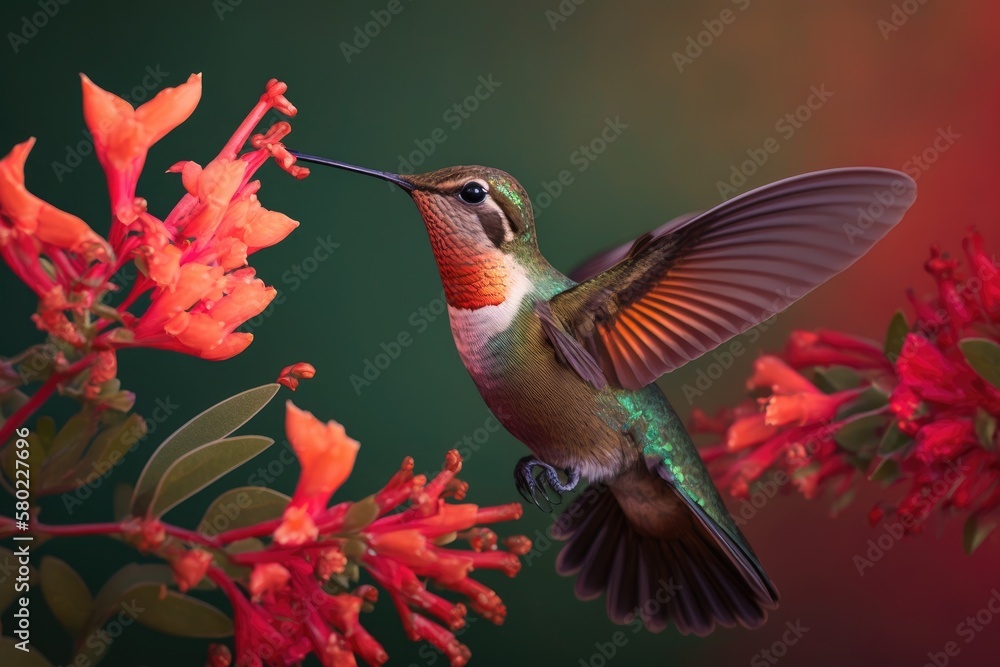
[514,456,581,511]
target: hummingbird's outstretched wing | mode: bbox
[568,211,701,283]
[545,168,917,390]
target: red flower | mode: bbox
[171,548,214,592]
[697,229,1000,549]
[249,563,291,601]
[0,75,307,416]
[203,407,529,667]
[205,644,232,667]
[914,419,975,463]
[277,362,317,391]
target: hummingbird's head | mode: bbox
[291,152,539,310]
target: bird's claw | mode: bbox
[514,456,581,511]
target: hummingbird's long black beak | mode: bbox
[288,151,413,191]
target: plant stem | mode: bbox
[35,521,122,537]
[217,518,282,544]
[0,354,94,450]
[35,519,223,549]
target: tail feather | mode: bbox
[553,484,777,636]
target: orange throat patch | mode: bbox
[432,244,509,310]
[415,194,509,310]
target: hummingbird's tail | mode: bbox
[552,470,778,635]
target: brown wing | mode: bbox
[547,168,917,390]
[568,212,700,282]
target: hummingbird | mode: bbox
[291,150,916,635]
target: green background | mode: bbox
[1,0,998,666]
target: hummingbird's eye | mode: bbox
[459,181,488,204]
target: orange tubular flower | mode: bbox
[81,73,202,227]
[0,74,307,419]
[274,402,360,546]
[0,138,110,259]
[204,404,530,667]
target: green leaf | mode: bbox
[877,421,912,455]
[791,461,821,481]
[73,414,147,488]
[75,564,175,666]
[829,488,856,516]
[868,458,900,486]
[883,310,910,361]
[0,637,55,667]
[197,486,290,536]
[835,415,885,452]
[835,386,889,420]
[0,388,29,429]
[113,483,133,522]
[149,435,275,518]
[813,367,862,393]
[40,556,93,637]
[35,416,57,446]
[130,586,233,638]
[342,496,380,532]
[131,383,280,516]
[74,564,230,665]
[87,564,175,630]
[962,515,996,555]
[37,410,99,489]
[974,408,997,451]
[960,338,1000,389]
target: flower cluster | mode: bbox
[0,73,306,442]
[697,230,1000,551]
[178,401,528,667]
[0,76,530,667]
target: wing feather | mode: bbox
[548,167,917,389]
